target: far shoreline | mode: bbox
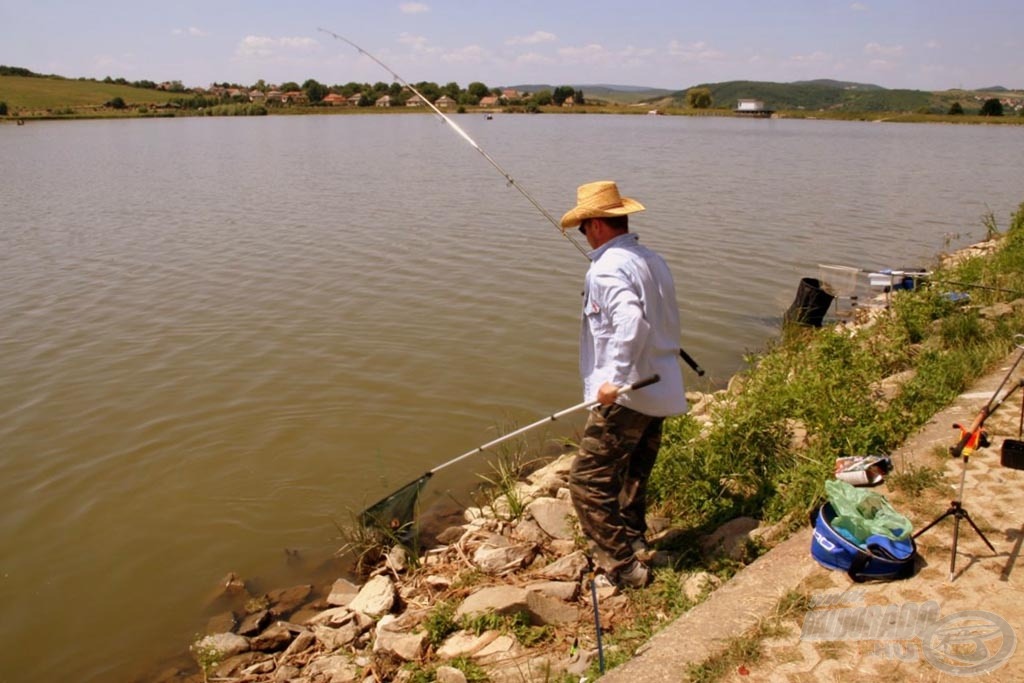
[5,104,1024,126]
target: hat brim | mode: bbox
[560,197,645,230]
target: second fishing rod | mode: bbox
[319,28,704,378]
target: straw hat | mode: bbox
[560,180,645,230]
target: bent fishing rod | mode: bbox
[318,28,705,377]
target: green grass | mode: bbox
[649,201,1024,534]
[0,75,185,112]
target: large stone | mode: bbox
[473,543,536,575]
[305,654,359,682]
[435,665,469,683]
[455,586,530,620]
[281,630,315,658]
[313,622,360,650]
[327,577,361,607]
[386,545,409,573]
[526,580,578,602]
[537,550,589,581]
[436,629,501,659]
[250,622,293,652]
[266,584,313,617]
[471,634,519,666]
[237,609,270,636]
[525,590,578,625]
[526,453,573,484]
[526,497,576,540]
[348,575,396,618]
[510,518,549,545]
[306,606,351,626]
[373,615,428,661]
[193,632,250,660]
[212,652,260,678]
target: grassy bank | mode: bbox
[649,203,1024,539]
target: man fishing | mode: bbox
[560,181,688,588]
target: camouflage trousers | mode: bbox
[569,403,664,572]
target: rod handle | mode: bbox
[620,374,660,394]
[679,348,706,376]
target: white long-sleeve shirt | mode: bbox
[580,232,688,417]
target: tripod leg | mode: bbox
[950,514,961,581]
[961,510,997,553]
[913,508,954,539]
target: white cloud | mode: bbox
[925,40,941,49]
[864,42,904,58]
[173,27,209,38]
[440,45,488,65]
[557,43,612,65]
[505,30,557,46]
[788,50,832,65]
[236,35,319,59]
[400,2,429,13]
[515,51,555,66]
[398,32,430,50]
[850,2,868,11]
[668,40,727,62]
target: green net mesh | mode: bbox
[359,474,431,540]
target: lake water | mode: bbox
[1,113,1021,681]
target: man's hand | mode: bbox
[596,381,621,405]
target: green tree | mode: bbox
[280,81,300,93]
[442,81,461,100]
[303,79,328,103]
[532,90,553,106]
[0,101,7,116]
[980,98,1003,116]
[687,87,713,109]
[552,85,575,106]
[413,81,441,102]
[947,101,964,115]
[467,81,490,99]
[575,89,585,105]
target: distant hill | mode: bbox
[508,83,674,104]
[656,79,934,112]
[791,79,885,91]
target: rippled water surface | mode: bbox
[1,114,1021,681]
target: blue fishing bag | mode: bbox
[811,502,916,582]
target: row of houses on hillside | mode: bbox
[194,84,534,108]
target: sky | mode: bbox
[2,1,1022,92]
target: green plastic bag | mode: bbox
[825,479,912,543]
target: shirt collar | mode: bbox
[589,232,639,260]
